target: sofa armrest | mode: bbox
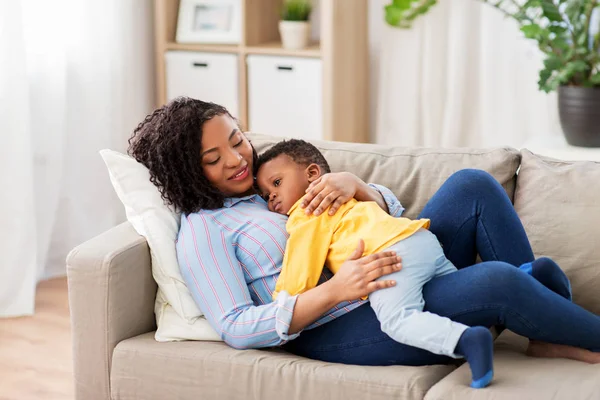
[67,222,157,400]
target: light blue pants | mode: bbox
[369,229,468,358]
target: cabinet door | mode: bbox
[165,51,239,117]
[247,55,322,140]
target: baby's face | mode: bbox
[256,155,311,215]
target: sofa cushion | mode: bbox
[111,333,455,400]
[248,133,521,218]
[514,150,600,314]
[424,330,600,400]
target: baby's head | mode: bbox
[255,139,330,215]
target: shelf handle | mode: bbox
[277,65,293,71]
[192,62,209,68]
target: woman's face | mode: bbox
[200,114,255,197]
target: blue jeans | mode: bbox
[283,169,600,366]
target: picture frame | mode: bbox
[176,0,242,44]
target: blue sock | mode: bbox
[455,327,494,389]
[519,257,572,301]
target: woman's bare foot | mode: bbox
[526,340,600,364]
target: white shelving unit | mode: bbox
[154,0,369,143]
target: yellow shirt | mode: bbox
[272,198,430,300]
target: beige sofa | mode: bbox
[67,134,600,400]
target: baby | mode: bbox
[255,139,494,389]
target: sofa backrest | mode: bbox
[249,133,521,219]
[514,150,600,314]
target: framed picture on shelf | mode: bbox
[176,0,242,44]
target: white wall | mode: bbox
[368,0,387,141]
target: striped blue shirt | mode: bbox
[176,184,405,349]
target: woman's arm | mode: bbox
[178,213,300,349]
[301,172,405,217]
[288,281,341,334]
[366,183,405,217]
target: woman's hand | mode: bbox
[327,239,402,302]
[289,240,401,334]
[301,172,360,216]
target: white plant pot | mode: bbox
[279,20,310,50]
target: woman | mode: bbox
[128,97,600,368]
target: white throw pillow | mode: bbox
[100,149,222,342]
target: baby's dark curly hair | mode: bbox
[127,97,256,214]
[255,139,331,175]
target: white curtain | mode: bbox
[370,0,563,147]
[0,0,155,317]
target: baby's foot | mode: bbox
[455,327,494,388]
[519,257,572,301]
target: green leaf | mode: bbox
[576,31,588,46]
[563,47,575,60]
[568,60,590,72]
[590,73,600,85]
[548,24,568,35]
[565,0,585,25]
[538,68,553,92]
[524,0,541,7]
[552,37,571,52]
[540,0,563,22]
[409,3,435,19]
[282,0,312,21]
[544,55,563,70]
[540,59,590,91]
[392,0,413,10]
[521,24,544,39]
[558,60,590,82]
[538,54,563,91]
[385,5,405,26]
[385,0,437,28]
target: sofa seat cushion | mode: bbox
[514,150,600,314]
[424,331,600,400]
[248,133,521,219]
[111,333,455,400]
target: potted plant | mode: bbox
[280,0,312,50]
[385,0,600,147]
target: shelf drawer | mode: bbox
[247,55,322,140]
[165,51,239,117]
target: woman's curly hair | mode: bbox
[128,97,252,214]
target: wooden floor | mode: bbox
[0,278,73,400]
